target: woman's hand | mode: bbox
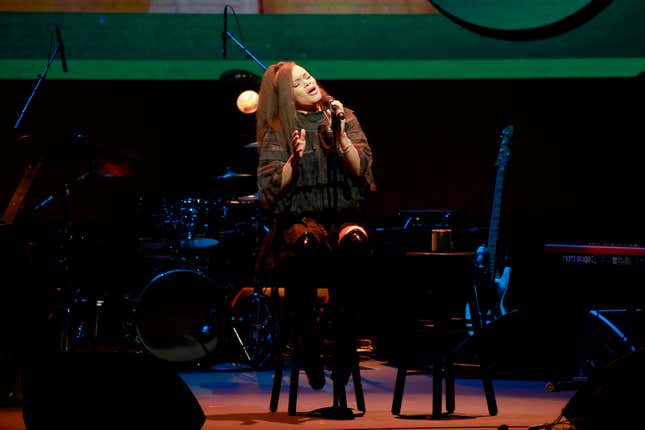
[281,128,306,190]
[291,128,306,162]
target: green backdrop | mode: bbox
[1,1,644,80]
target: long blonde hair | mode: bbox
[256,61,331,154]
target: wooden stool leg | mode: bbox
[482,371,498,416]
[269,289,286,413]
[391,364,406,415]
[432,321,447,418]
[445,361,455,414]
[432,362,443,418]
[333,379,347,409]
[352,359,366,412]
[269,357,283,412]
[288,348,300,416]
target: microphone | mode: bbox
[221,6,228,59]
[328,98,345,121]
[55,25,68,73]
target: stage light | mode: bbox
[219,69,260,114]
[236,89,259,114]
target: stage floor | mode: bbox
[1,358,576,430]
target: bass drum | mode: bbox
[135,269,220,363]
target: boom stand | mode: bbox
[14,29,65,130]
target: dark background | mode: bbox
[1,76,644,378]
[4,77,644,238]
[3,77,643,225]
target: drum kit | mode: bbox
[49,147,276,369]
[129,164,277,368]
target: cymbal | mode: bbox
[243,142,259,149]
[231,193,259,204]
[213,169,253,180]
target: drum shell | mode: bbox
[134,269,222,363]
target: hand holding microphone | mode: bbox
[328,98,345,121]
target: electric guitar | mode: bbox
[475,124,514,322]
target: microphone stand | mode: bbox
[5,31,63,221]
[222,30,268,72]
[14,31,65,130]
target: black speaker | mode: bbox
[562,347,645,429]
[21,352,205,430]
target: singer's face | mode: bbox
[292,65,321,111]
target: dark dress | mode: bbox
[255,107,375,274]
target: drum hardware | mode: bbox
[55,292,109,353]
[228,285,334,370]
[231,325,253,364]
[30,171,105,353]
[228,285,277,370]
[69,298,103,350]
[10,130,146,354]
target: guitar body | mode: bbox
[496,266,512,316]
[467,264,512,333]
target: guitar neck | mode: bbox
[486,165,506,277]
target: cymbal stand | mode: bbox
[35,173,101,353]
[231,198,277,369]
[39,181,82,353]
[237,284,276,369]
[231,320,253,365]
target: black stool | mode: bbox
[269,286,366,418]
[390,251,497,418]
